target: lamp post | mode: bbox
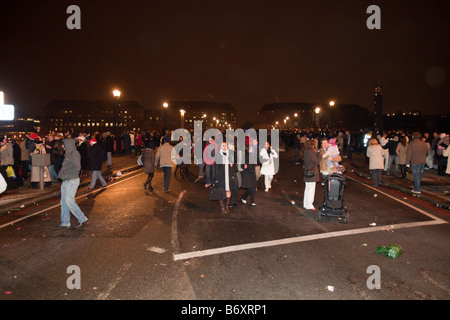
[315,107,321,128]
[163,102,169,131]
[180,109,185,128]
[329,100,335,129]
[113,90,121,137]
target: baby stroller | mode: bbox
[318,172,349,224]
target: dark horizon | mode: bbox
[1,1,449,123]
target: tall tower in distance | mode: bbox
[374,82,383,131]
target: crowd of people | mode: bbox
[1,126,449,224]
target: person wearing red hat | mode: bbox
[88,138,107,189]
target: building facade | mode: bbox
[255,102,371,130]
[41,99,146,135]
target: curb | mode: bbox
[345,164,450,211]
[0,164,142,217]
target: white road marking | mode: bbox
[97,262,132,300]
[173,174,448,261]
[0,172,145,230]
[171,190,187,254]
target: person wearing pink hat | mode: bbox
[88,138,107,189]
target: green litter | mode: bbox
[376,243,403,259]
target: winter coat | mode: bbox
[406,139,429,165]
[366,144,385,170]
[214,151,239,191]
[77,141,89,170]
[141,148,155,174]
[155,142,175,167]
[0,143,14,166]
[443,146,450,175]
[260,147,278,176]
[303,149,321,183]
[203,142,218,166]
[59,138,81,181]
[396,142,408,165]
[105,135,114,152]
[240,151,257,189]
[89,143,104,171]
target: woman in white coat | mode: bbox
[260,141,278,192]
[366,138,385,187]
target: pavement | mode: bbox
[0,153,142,217]
[340,152,450,210]
[1,149,449,217]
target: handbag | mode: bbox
[6,166,16,179]
[304,167,315,178]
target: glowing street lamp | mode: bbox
[180,109,185,128]
[329,100,335,107]
[112,90,121,136]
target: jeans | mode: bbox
[205,164,215,185]
[197,163,204,178]
[48,165,59,182]
[60,178,87,227]
[386,155,399,176]
[107,152,113,166]
[411,164,425,192]
[294,148,300,164]
[89,170,107,188]
[162,166,172,191]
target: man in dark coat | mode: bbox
[105,132,114,167]
[240,147,257,206]
[88,139,107,189]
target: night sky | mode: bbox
[1,0,449,123]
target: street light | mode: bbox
[329,100,335,128]
[113,90,121,136]
[315,107,321,128]
[162,102,169,131]
[180,109,185,128]
[113,90,121,98]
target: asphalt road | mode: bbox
[1,151,449,304]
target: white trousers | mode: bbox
[264,175,273,190]
[303,182,316,209]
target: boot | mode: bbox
[225,197,230,213]
[219,200,227,214]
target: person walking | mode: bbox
[383,135,399,176]
[302,139,321,210]
[210,142,230,213]
[240,146,257,206]
[396,135,409,179]
[260,141,278,192]
[366,138,385,187]
[88,138,107,189]
[105,132,114,167]
[203,137,217,188]
[154,135,174,192]
[406,132,429,194]
[58,138,88,229]
[141,141,156,190]
[76,134,89,178]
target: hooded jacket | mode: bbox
[58,138,81,181]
